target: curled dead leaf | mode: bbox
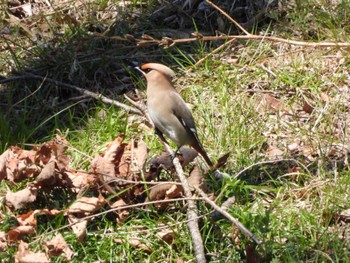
[16,209,61,228]
[178,147,198,167]
[303,98,314,114]
[67,214,87,242]
[157,229,175,244]
[6,186,38,210]
[8,226,36,243]
[187,165,207,192]
[339,209,350,223]
[35,161,56,186]
[68,196,106,215]
[15,241,50,263]
[133,140,148,171]
[150,147,198,171]
[0,149,12,180]
[148,183,182,202]
[90,135,126,187]
[110,199,129,225]
[45,233,74,260]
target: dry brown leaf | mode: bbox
[7,158,19,182]
[178,147,198,167]
[302,145,315,161]
[148,183,180,202]
[53,139,70,171]
[2,146,37,182]
[91,135,126,184]
[134,140,148,171]
[67,214,87,242]
[213,152,230,170]
[259,94,286,112]
[150,152,174,169]
[149,147,198,171]
[65,170,89,191]
[0,149,12,180]
[17,211,37,227]
[165,184,183,199]
[45,233,74,260]
[68,196,105,215]
[103,135,125,162]
[267,144,284,160]
[35,161,56,186]
[6,186,38,210]
[157,229,175,244]
[110,199,129,225]
[35,144,53,165]
[114,238,152,253]
[8,226,36,243]
[16,209,61,229]
[0,231,7,252]
[188,165,207,192]
[339,209,350,223]
[287,142,299,153]
[303,98,314,114]
[15,241,50,263]
[91,154,115,183]
[110,199,127,209]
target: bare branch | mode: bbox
[163,144,206,263]
[1,73,143,116]
[194,186,262,244]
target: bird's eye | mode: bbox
[144,68,153,73]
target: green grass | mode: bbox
[1,0,350,261]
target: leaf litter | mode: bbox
[0,133,208,259]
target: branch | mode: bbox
[163,144,206,263]
[205,0,251,35]
[194,186,262,244]
[30,197,203,244]
[0,73,143,116]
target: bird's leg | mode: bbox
[154,128,177,160]
[155,127,168,144]
[171,146,181,161]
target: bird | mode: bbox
[136,62,214,169]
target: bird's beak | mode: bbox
[134,66,146,76]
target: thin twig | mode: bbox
[179,34,350,47]
[30,197,203,243]
[234,158,311,179]
[195,38,236,66]
[164,144,206,263]
[259,63,277,78]
[194,186,262,244]
[0,73,143,116]
[123,94,155,128]
[205,0,251,35]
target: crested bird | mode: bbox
[136,63,214,169]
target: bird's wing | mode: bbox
[170,92,202,145]
[170,92,214,167]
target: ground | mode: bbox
[0,0,350,262]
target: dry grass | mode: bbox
[1,0,350,261]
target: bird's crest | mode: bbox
[141,63,176,78]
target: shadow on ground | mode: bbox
[0,0,276,151]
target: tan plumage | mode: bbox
[138,63,213,168]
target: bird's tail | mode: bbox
[191,143,213,169]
